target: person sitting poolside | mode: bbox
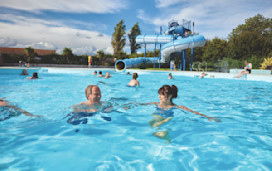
[128,73,140,87]
[105,72,111,78]
[66,85,112,124]
[234,60,252,78]
[97,71,104,77]
[27,72,39,79]
[0,98,40,121]
[92,71,97,75]
[21,69,28,75]
[168,73,174,79]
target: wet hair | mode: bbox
[32,72,38,78]
[99,71,102,74]
[94,71,97,73]
[132,73,138,79]
[85,85,99,99]
[158,85,178,102]
[169,73,172,76]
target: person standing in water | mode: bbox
[128,73,140,87]
[168,73,174,79]
[105,72,111,78]
[97,71,105,77]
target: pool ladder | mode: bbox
[193,62,207,72]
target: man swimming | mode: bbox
[66,85,112,124]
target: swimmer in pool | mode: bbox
[105,72,111,78]
[168,73,174,79]
[21,69,28,75]
[66,85,112,124]
[0,98,41,121]
[92,71,97,75]
[128,73,140,87]
[27,72,39,79]
[199,72,206,78]
[141,85,220,142]
[73,85,112,112]
[97,71,105,77]
[144,85,220,122]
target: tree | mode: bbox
[128,22,141,54]
[111,19,126,59]
[202,38,228,63]
[227,14,272,63]
[62,47,73,64]
[97,50,105,62]
[24,47,34,63]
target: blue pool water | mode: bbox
[0,68,272,170]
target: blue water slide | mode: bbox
[160,34,206,62]
[115,57,159,71]
[114,25,206,71]
[136,35,173,44]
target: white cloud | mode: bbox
[0,0,128,14]
[0,14,113,55]
[139,0,272,39]
[154,0,186,8]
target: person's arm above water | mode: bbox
[103,103,113,113]
[7,105,34,117]
[138,102,158,105]
[122,101,158,110]
[176,105,221,122]
[0,99,36,117]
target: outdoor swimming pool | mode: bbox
[0,68,272,170]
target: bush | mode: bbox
[260,57,272,69]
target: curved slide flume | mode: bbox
[115,31,206,72]
[160,34,206,63]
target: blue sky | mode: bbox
[0,0,271,55]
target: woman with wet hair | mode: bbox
[142,85,220,142]
[146,85,218,121]
[27,72,39,79]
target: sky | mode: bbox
[0,0,271,55]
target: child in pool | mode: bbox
[97,71,105,77]
[27,72,38,79]
[168,73,174,79]
[105,72,111,78]
[21,69,28,75]
[127,73,140,87]
[199,72,206,78]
